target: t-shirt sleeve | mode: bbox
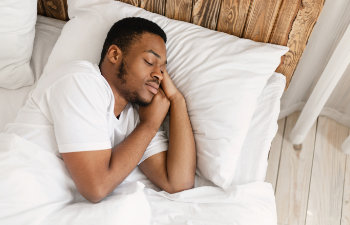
[47,73,112,153]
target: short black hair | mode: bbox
[99,17,167,66]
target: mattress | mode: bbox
[0,15,283,225]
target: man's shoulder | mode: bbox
[39,60,102,87]
[33,60,108,99]
[55,60,99,77]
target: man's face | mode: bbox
[115,32,167,106]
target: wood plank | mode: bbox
[305,117,348,225]
[269,0,300,46]
[117,0,140,7]
[276,0,325,88]
[42,0,68,21]
[140,0,166,15]
[265,118,286,192]
[341,128,350,225]
[165,0,193,22]
[242,0,282,42]
[275,111,316,225]
[216,0,251,37]
[191,0,222,30]
[342,148,350,225]
[37,0,46,16]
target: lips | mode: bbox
[146,82,159,95]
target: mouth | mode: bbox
[145,82,159,95]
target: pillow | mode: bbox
[231,73,286,185]
[0,0,37,89]
[43,0,288,189]
[194,72,286,187]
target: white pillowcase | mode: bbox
[44,0,288,189]
[194,72,286,187]
[231,73,286,185]
[0,0,37,89]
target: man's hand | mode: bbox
[160,69,183,101]
[139,88,170,132]
[139,69,196,194]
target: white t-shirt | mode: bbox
[4,60,168,165]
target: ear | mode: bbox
[106,44,123,64]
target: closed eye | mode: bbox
[144,59,153,66]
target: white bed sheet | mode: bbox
[0,132,277,225]
[0,15,280,225]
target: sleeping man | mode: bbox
[4,17,196,203]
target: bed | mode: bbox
[0,0,324,224]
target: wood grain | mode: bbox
[276,0,325,87]
[216,0,251,37]
[265,118,286,192]
[269,0,301,46]
[37,0,46,16]
[42,0,68,21]
[242,0,282,42]
[140,0,166,15]
[36,0,325,88]
[275,112,316,225]
[165,0,193,22]
[342,152,350,225]
[305,117,348,225]
[191,0,222,30]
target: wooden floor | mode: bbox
[265,112,350,225]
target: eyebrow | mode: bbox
[144,49,167,65]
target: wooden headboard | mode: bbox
[37,0,325,87]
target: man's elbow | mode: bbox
[166,179,195,194]
[80,185,108,203]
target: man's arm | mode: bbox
[138,71,196,193]
[61,91,170,203]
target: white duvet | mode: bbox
[0,133,277,225]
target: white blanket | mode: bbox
[0,133,277,225]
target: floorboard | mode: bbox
[305,117,348,225]
[269,113,350,225]
[341,136,350,225]
[274,112,317,225]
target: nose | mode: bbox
[151,67,163,82]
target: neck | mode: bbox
[100,62,128,118]
[112,86,128,117]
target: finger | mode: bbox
[158,87,166,96]
[163,69,170,78]
[162,72,170,84]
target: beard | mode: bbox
[116,59,151,107]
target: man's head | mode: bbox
[99,17,167,106]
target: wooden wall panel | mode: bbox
[242,0,283,42]
[42,0,68,21]
[269,0,300,46]
[191,0,222,30]
[216,0,251,37]
[165,0,193,22]
[37,0,46,16]
[275,0,325,87]
[140,0,166,15]
[36,0,325,88]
